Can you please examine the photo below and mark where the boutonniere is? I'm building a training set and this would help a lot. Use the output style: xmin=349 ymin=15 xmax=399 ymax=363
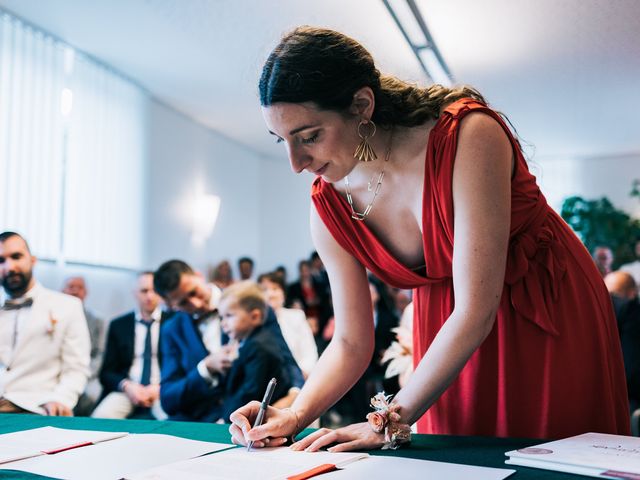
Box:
xmin=47 ymin=311 xmax=58 ymax=337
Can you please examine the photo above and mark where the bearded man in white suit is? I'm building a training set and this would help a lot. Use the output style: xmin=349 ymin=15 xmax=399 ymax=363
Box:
xmin=0 ymin=231 xmax=90 ymax=415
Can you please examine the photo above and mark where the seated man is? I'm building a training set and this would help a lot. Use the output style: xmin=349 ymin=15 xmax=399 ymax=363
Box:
xmin=154 ymin=259 xmax=303 ymax=422
xmin=218 ymin=281 xmax=292 ymax=421
xmin=620 ymin=238 xmax=640 ymax=286
xmin=605 ymin=270 xmax=640 ymax=412
xmin=92 ymin=271 xmax=168 ymax=419
xmin=62 ymin=275 xmax=106 ymax=415
xmin=0 ymin=231 xmax=90 ymax=415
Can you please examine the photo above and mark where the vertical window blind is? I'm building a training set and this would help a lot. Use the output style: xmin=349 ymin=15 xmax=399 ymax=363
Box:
xmin=0 ymin=12 xmax=147 ymax=269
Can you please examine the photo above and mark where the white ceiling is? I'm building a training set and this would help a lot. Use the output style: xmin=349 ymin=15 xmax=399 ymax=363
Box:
xmin=1 ymin=0 xmax=639 ymax=162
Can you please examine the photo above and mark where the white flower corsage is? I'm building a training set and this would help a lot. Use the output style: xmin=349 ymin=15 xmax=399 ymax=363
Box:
xmin=365 ymin=392 xmax=411 ymax=450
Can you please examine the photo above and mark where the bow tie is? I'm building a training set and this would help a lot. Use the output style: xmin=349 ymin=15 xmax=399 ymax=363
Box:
xmin=1 ymin=297 xmax=34 ymax=311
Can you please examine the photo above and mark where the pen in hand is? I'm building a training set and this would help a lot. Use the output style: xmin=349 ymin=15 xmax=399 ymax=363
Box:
xmin=247 ymin=377 xmax=277 ymax=452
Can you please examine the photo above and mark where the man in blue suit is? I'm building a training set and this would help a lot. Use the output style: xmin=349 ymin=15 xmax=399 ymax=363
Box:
xmin=154 ymin=260 xmax=303 ymax=422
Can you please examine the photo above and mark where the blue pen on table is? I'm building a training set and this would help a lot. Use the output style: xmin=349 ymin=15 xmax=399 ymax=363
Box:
xmin=247 ymin=377 xmax=277 ymax=452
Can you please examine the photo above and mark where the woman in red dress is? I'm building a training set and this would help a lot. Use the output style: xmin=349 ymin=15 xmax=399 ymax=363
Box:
xmin=229 ymin=26 xmax=629 ymax=450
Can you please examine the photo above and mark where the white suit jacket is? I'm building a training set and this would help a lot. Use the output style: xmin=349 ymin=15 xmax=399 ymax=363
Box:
xmin=0 ymin=283 xmax=90 ymax=413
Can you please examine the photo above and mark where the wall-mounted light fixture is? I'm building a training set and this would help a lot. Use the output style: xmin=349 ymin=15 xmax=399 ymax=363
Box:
xmin=191 ymin=192 xmax=221 ymax=247
xmin=382 ymin=0 xmax=453 ymax=86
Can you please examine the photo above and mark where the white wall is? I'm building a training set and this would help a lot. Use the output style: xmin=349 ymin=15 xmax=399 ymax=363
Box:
xmin=145 ymin=101 xmax=314 ymax=280
xmin=258 ymin=155 xmax=315 ymax=277
xmin=533 ymin=153 xmax=640 ymax=217
xmin=34 ymin=261 xmax=137 ymax=322
xmin=22 ymin=99 xmax=316 ymax=321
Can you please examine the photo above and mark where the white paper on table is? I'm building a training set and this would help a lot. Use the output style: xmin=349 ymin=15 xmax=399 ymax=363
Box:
xmin=126 ymin=446 xmax=368 ymax=480
xmin=0 ymin=426 xmax=128 ymax=464
xmin=505 ymin=432 xmax=640 ymax=475
xmin=1 ymin=433 xmax=232 ymax=480
xmin=324 ymin=455 xmax=516 ymax=480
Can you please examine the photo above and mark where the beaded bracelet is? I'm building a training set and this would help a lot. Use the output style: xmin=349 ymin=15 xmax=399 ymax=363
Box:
xmin=366 ymin=392 xmax=412 ymax=450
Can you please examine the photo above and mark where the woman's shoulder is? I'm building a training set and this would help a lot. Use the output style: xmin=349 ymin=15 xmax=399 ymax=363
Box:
xmin=438 ymin=96 xmax=493 ymax=120
xmin=435 ymin=97 xmax=511 ymax=149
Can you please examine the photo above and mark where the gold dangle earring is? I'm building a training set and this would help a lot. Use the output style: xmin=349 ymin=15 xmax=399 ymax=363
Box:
xmin=354 ymin=120 xmax=377 ymax=162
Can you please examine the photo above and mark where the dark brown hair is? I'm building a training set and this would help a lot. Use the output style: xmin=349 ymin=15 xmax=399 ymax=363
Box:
xmin=259 ymin=26 xmax=486 ymax=127
xmin=153 ymin=259 xmax=194 ymax=298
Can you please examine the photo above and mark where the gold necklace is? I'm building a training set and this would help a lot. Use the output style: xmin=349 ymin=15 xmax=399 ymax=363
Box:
xmin=344 ymin=129 xmax=394 ymax=221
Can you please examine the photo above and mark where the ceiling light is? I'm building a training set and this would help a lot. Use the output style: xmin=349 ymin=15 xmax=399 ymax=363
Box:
xmin=382 ymin=0 xmax=453 ymax=86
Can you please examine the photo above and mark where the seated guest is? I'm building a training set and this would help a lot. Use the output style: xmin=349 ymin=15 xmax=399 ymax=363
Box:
xmin=209 ymin=260 xmax=234 ymax=290
xmin=593 ymin=245 xmax=614 ymax=277
xmin=92 ymin=271 xmax=167 ymax=419
xmin=237 ymin=256 xmax=255 ymax=281
xmin=218 ymin=281 xmax=293 ymax=421
xmin=62 ymin=275 xmax=106 ymax=415
xmin=154 ymin=259 xmax=303 ymax=422
xmin=259 ymin=272 xmax=318 ymax=378
xmin=605 ymin=271 xmax=640 ymax=411
xmin=620 ymin=238 xmax=640 ymax=286
xmin=287 ymin=260 xmax=326 ymax=338
xmin=154 ymin=260 xmax=231 ymax=422
xmin=0 ymin=231 xmax=90 ymax=415
xmin=274 ymin=265 xmax=288 ymax=286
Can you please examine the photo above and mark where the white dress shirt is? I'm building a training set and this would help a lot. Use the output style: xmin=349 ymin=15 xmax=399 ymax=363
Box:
xmin=196 ymin=283 xmax=223 ymax=384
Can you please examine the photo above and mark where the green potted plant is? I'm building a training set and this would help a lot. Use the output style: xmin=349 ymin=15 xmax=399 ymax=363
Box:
xmin=561 ymin=189 xmax=640 ymax=269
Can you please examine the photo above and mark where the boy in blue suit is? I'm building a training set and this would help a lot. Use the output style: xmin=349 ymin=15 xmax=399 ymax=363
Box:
xmin=218 ymin=281 xmax=292 ymax=421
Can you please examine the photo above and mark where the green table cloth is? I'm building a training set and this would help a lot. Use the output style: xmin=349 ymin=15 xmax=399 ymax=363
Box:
xmin=0 ymin=414 xmax=595 ymax=479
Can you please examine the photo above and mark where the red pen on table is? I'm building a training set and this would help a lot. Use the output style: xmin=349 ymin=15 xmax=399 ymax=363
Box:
xmin=286 ymin=463 xmax=338 ymax=480
xmin=43 ymin=441 xmax=93 ymax=455
xmin=42 ymin=432 xmax=128 ymax=455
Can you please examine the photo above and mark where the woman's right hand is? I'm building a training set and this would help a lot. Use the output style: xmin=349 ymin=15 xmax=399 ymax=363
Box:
xmin=228 ymin=402 xmax=299 ymax=448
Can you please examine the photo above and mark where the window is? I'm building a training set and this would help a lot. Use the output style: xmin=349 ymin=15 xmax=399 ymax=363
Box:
xmin=0 ymin=12 xmax=147 ymax=269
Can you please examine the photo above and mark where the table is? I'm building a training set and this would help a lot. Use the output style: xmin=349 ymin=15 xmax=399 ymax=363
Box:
xmin=0 ymin=414 xmax=591 ymax=479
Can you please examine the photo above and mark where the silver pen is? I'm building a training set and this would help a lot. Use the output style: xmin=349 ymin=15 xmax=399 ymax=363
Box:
xmin=247 ymin=377 xmax=277 ymax=451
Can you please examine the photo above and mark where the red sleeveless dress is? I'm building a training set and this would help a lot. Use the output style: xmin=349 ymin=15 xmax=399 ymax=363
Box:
xmin=311 ymin=98 xmax=630 ymax=438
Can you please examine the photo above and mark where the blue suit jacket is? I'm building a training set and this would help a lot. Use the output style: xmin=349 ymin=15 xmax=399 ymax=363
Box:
xmin=220 ymin=324 xmax=292 ymax=421
xmin=160 ymin=307 xmax=303 ymax=422
xmin=159 ymin=312 xmax=223 ymax=422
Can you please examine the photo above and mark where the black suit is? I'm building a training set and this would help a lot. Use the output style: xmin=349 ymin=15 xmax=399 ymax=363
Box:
xmin=287 ymin=276 xmax=332 ymax=335
xmin=612 ymin=295 xmax=640 ymax=411
xmin=99 ymin=310 xmax=171 ymax=397
xmin=219 ymin=325 xmax=292 ymax=422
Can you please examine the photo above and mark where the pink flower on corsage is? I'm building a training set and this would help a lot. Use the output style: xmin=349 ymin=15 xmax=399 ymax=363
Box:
xmin=47 ymin=311 xmax=58 ymax=337
xmin=366 ymin=411 xmax=387 ymax=433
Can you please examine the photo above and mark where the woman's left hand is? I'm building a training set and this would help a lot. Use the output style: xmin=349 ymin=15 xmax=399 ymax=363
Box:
xmin=290 ymin=422 xmax=385 ymax=452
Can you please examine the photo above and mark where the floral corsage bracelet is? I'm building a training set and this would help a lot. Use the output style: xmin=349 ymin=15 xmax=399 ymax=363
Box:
xmin=366 ymin=392 xmax=412 ymax=450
